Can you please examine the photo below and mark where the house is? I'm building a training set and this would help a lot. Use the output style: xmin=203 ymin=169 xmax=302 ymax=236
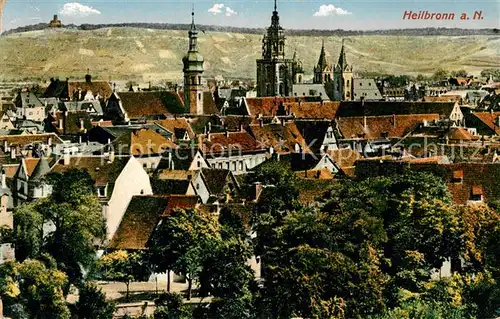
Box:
xmin=51 ymin=155 xmax=153 ymax=241
xmin=352 ymin=79 xmax=382 ymax=101
xmin=110 ymin=128 xmax=178 ymax=170
xmin=279 ymin=153 xmax=339 ymax=176
xmin=44 ymin=75 xmax=112 ymax=102
xmin=240 ymin=97 xmax=340 ymax=120
xmin=0 ymin=112 xmax=15 ymax=130
xmin=15 ymin=91 xmax=46 ymax=122
xmin=62 ymin=100 xmax=104 ymax=115
xmin=157 ymin=148 xmax=210 ymax=171
xmin=467 ymin=112 xmax=500 ymax=136
xmin=0 ymin=133 xmax=63 ymax=158
xmin=13 ymin=157 xmax=53 ymax=205
xmin=105 ymin=91 xmax=185 ymax=122
xmin=335 ymin=114 xmax=440 ymax=141
xmin=155 ymin=168 xmax=239 ymax=204
xmin=199 ymin=132 xmax=269 ymax=174
xmin=0 ymin=168 xmax=14 ymax=263
xmin=292 ymin=84 xmax=330 ymax=100
xmin=44 ymin=111 xmax=93 ymax=139
xmin=327 ymin=148 xmax=363 ymax=176
xmin=108 ymin=195 xmax=200 ymax=251
xmin=151 ymin=118 xmax=196 ymax=143
xmin=335 ymin=101 xmax=463 ymax=124
xmin=295 ymin=120 xmax=339 ymax=154
xmin=247 ymin=121 xmax=311 ymax=154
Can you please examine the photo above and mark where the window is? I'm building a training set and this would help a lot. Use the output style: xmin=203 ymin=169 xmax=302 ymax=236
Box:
xmin=197 ymin=161 xmax=201 ymax=168
xmin=452 ymin=171 xmax=463 ymax=184
xmin=198 ymin=93 xmax=201 ymax=101
xmin=239 ymin=161 xmax=244 ymax=171
xmin=232 ymin=162 xmax=237 ymax=171
xmin=97 ymin=186 xmax=106 ymax=197
xmin=196 ymin=183 xmax=200 ymax=190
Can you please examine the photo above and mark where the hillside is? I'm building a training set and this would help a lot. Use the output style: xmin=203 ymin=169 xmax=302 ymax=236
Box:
xmin=0 ymin=27 xmax=498 ymax=82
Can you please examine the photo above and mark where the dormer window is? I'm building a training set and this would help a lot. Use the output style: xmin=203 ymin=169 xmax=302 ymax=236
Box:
xmin=452 ymin=170 xmax=463 ymax=184
xmin=97 ymin=185 xmax=107 ymax=198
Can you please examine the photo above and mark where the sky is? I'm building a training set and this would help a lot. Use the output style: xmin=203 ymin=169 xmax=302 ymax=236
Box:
xmin=2 ymin=0 xmax=499 ymax=32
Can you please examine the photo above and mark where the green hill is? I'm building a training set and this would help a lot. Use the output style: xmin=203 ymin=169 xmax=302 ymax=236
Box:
xmin=0 ymin=27 xmax=498 ymax=82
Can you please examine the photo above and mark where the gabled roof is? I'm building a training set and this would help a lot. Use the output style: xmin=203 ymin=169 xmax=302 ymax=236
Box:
xmin=244 ymin=96 xmax=338 ymax=119
xmin=446 ymin=127 xmax=477 ymax=141
xmin=30 ymin=157 xmax=51 ymax=180
xmin=200 ymin=132 xmax=265 ymax=154
xmin=295 ymin=120 xmax=332 ymax=153
xmin=335 ymin=101 xmax=459 ymax=118
xmin=46 ymin=111 xmax=93 ymax=135
xmin=116 ymin=91 xmax=185 ymax=119
xmin=203 ymin=91 xmax=221 ymax=115
xmin=51 ymin=156 xmax=129 ymax=186
xmin=0 ymin=133 xmax=63 ymax=147
xmin=111 ymin=128 xmax=178 ymax=156
xmin=471 ymin=112 xmax=500 ymax=135
xmin=109 ymin=195 xmax=199 ymax=250
xmin=152 ymin=118 xmax=195 ymax=141
xmin=200 ymin=168 xmax=235 ymax=196
xmin=336 ymin=114 xmax=440 ymax=139
xmin=248 ymin=122 xmax=311 ymax=154
xmin=327 ymin=148 xmax=363 ymax=169
xmin=68 ymin=80 xmax=112 ymax=100
xmin=43 ymin=79 xmax=69 ymax=99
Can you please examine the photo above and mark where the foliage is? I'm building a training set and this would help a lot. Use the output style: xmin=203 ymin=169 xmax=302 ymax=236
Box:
xmin=432 ymin=68 xmax=449 ymax=81
xmin=0 ymin=258 xmax=71 ymax=319
xmin=450 ymin=69 xmax=468 ymax=78
xmin=73 ymin=282 xmax=116 ymax=319
xmin=154 ymin=292 xmax=192 ymax=319
xmin=12 ymin=169 xmax=106 ymax=288
xmin=481 ymin=68 xmax=500 ymax=81
xmin=98 ymin=250 xmax=150 ymax=301
xmin=147 ymin=209 xmax=219 ymax=300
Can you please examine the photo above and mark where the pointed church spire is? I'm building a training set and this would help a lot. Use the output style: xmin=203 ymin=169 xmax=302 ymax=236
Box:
xmin=338 ymin=38 xmax=347 ymax=70
xmin=188 ymin=5 xmax=198 ymax=52
xmin=274 ymin=0 xmax=277 ymax=12
xmin=190 ymin=4 xmax=196 ymax=31
xmin=317 ymin=40 xmax=327 ymax=69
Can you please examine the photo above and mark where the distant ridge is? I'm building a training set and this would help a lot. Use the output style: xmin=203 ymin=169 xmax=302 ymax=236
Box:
xmin=2 ymin=22 xmax=499 ymax=37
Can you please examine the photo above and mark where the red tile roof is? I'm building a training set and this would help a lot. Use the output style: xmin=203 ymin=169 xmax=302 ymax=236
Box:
xmin=151 ymin=118 xmax=195 ymax=141
xmin=244 ymin=97 xmax=339 ymax=119
xmin=0 ymin=133 xmax=63 ymax=147
xmin=336 ymin=114 xmax=439 ymax=139
xmin=68 ymin=81 xmax=113 ymax=100
xmin=112 ymin=128 xmax=178 ymax=156
xmin=200 ymin=131 xmax=265 ymax=154
xmin=248 ymin=122 xmax=312 ymax=154
xmin=117 ymin=91 xmax=185 ymax=119
xmin=327 ymin=148 xmax=363 ymax=169
xmin=471 ymin=112 xmax=500 ymax=135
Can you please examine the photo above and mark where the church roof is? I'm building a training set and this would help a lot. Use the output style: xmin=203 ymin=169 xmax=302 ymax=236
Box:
xmin=30 ymin=157 xmax=51 ymax=180
xmin=316 ymin=41 xmax=328 ymax=70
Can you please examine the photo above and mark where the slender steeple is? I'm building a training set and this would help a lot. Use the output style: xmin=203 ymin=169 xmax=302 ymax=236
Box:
xmin=338 ymin=38 xmax=347 ymax=70
xmin=317 ymin=39 xmax=327 ymax=69
xmin=188 ymin=7 xmax=198 ymax=52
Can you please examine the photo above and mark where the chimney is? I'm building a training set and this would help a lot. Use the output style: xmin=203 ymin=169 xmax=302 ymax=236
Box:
xmin=392 ymin=114 xmax=396 ymax=128
xmin=240 ymin=124 xmax=244 ymax=132
xmin=80 ymin=118 xmax=84 ymax=130
xmin=63 ymin=153 xmax=70 ymax=165
xmin=208 ymin=122 xmax=212 ymax=132
xmin=107 ymin=138 xmax=111 ymax=145
xmin=363 ymin=116 xmax=367 ymax=128
xmin=3 ymin=140 xmax=8 ymax=152
xmin=258 ymin=117 xmax=263 ymax=127
xmin=108 ymin=149 xmax=115 ymax=163
xmin=58 ymin=119 xmax=63 ymax=130
xmin=1 ymin=169 xmax=6 ymax=189
xmin=253 ymin=182 xmax=263 ymax=201
xmin=10 ymin=147 xmax=16 ymax=160
xmin=225 ymin=131 xmax=229 ymax=138
xmin=85 ymin=72 xmax=92 ymax=83
xmin=78 ymin=135 xmax=82 ymax=144
xmin=207 ymin=133 xmax=211 ymax=142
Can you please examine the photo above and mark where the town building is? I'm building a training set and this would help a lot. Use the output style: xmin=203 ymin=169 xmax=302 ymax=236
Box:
xmin=256 ymin=0 xmax=303 ymax=97
xmin=182 ymin=10 xmax=204 ymax=115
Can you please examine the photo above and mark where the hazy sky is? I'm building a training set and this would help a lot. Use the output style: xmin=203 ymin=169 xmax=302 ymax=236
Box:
xmin=3 ymin=0 xmax=499 ymax=31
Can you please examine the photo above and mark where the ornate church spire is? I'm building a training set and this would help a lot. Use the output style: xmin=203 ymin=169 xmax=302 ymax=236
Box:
xmin=188 ymin=6 xmax=198 ymax=52
xmin=337 ymin=38 xmax=347 ymax=70
xmin=317 ymin=39 xmax=327 ymax=69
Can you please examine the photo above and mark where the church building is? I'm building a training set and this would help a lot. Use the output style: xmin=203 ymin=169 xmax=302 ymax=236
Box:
xmin=182 ymin=10 xmax=204 ymax=114
xmin=333 ymin=39 xmax=354 ymax=101
xmin=256 ymin=0 xmax=303 ymax=97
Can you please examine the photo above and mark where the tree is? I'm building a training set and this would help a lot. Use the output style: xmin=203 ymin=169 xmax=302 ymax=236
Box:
xmin=451 ymin=69 xmax=468 ymax=78
xmin=73 ymin=282 xmax=116 ymax=319
xmin=147 ymin=209 xmax=219 ymax=300
xmin=0 ymin=257 xmax=71 ymax=319
xmin=480 ymin=68 xmax=500 ymax=81
xmin=98 ymin=250 xmax=150 ymax=301
xmin=154 ymin=292 xmax=192 ymax=319
xmin=12 ymin=169 xmax=106 ymax=289
xmin=432 ymin=68 xmax=449 ymax=81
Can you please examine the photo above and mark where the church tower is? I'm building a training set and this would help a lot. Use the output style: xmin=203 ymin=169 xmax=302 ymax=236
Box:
xmin=333 ymin=39 xmax=353 ymax=101
xmin=256 ymin=0 xmax=297 ymax=97
xmin=313 ymin=40 xmax=333 ymax=84
xmin=182 ymin=9 xmax=204 ymax=114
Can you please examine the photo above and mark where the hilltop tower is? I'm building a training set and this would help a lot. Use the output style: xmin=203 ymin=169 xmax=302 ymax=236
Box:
xmin=182 ymin=9 xmax=204 ymax=115
xmin=333 ymin=39 xmax=353 ymax=100
xmin=256 ymin=0 xmax=301 ymax=97
xmin=313 ymin=40 xmax=334 ymax=84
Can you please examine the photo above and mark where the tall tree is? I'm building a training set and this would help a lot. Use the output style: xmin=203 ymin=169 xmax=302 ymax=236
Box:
xmin=147 ymin=209 xmax=219 ymax=300
xmin=98 ymin=250 xmax=150 ymax=301
xmin=12 ymin=169 xmax=106 ymax=289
